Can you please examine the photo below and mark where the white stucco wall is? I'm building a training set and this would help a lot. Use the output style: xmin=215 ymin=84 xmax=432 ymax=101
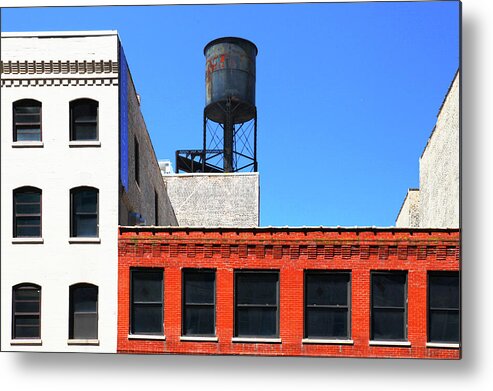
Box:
xmin=1 ymin=32 xmax=119 ymax=352
xmin=395 ymin=189 xmax=420 ymax=228
xmin=163 ymin=173 xmax=260 ymax=227
xmin=419 ymin=72 xmax=460 ymax=228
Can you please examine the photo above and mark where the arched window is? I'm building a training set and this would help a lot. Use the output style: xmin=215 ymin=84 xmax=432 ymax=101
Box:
xmin=12 ymin=284 xmax=41 ymax=339
xmin=13 ymin=99 xmax=42 ymax=141
xmin=13 ymin=187 xmax=42 ymax=238
xmin=69 ymin=283 xmax=98 ymax=339
xmin=70 ymin=187 xmax=99 ymax=237
xmin=70 ymin=98 xmax=98 ymax=141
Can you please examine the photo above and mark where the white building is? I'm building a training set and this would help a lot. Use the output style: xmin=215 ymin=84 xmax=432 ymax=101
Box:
xmin=396 ymin=71 xmax=460 ymax=228
xmin=1 ymin=31 xmax=176 ymax=352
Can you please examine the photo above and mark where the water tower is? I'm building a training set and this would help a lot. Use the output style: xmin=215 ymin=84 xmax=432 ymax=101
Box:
xmin=176 ymin=37 xmax=258 ymax=173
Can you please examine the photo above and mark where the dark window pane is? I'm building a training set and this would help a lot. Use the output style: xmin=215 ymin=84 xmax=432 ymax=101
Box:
xmin=13 ymin=286 xmax=40 ymax=339
xmin=73 ymin=313 xmax=98 ymax=339
xmin=372 ymin=308 xmax=405 ymax=340
xmin=236 ymin=307 xmax=277 ymax=337
xmin=15 ymin=203 xmax=41 ymax=214
xmin=15 ymin=325 xmax=40 ymax=339
xmin=15 ymin=316 xmax=40 ymax=326
xmin=74 ymin=190 xmax=97 ymax=213
xmin=74 ymin=124 xmax=97 ymax=141
xmin=16 ymin=127 xmax=41 ymax=141
xmin=306 ymin=308 xmax=348 ymax=339
xmin=73 ymin=101 xmax=97 ymax=121
xmin=429 ymin=275 xmax=460 ymax=309
xmin=306 ymin=273 xmax=349 ymax=306
xmin=133 ymin=272 xmax=163 ymax=302
xmin=15 ymin=301 xmax=40 ymax=313
xmin=185 ymin=272 xmax=214 ymax=304
xmin=15 ymin=288 xmax=40 ymax=300
xmin=74 ymin=215 xmax=98 ymax=237
xmin=71 ymin=100 xmax=98 ymax=141
xmin=72 ymin=188 xmax=98 ymax=237
xmin=72 ymin=286 xmax=98 ymax=312
xmin=429 ymin=310 xmax=460 ymax=343
xmin=15 ymin=192 xmax=40 ymax=203
xmin=236 ymin=273 xmax=278 ymax=305
xmin=16 ymin=225 xmax=41 ymax=237
xmin=184 ymin=306 xmax=215 ymax=336
xmin=16 ymin=216 xmax=41 ymax=227
xmin=15 ymin=103 xmax=40 ymax=114
xmin=372 ymin=273 xmax=406 ymax=307
xmin=132 ymin=305 xmax=163 ymax=334
xmin=15 ymin=113 xmax=41 ymax=123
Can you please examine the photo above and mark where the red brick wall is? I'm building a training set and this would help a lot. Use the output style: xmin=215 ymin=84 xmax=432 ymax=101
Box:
xmin=118 ymin=227 xmax=460 ymax=359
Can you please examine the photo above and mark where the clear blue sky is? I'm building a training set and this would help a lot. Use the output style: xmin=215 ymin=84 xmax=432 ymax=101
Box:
xmin=1 ymin=2 xmax=460 ymax=227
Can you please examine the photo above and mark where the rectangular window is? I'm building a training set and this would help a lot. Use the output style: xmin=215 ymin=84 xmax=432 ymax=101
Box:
xmin=70 ymin=99 xmax=98 ymax=141
xmin=71 ymin=187 xmax=98 ymax=237
xmin=371 ymin=271 xmax=407 ymax=341
xmin=235 ymin=271 xmax=279 ymax=338
xmin=305 ymin=271 xmax=350 ymax=339
xmin=13 ymin=285 xmax=41 ymax=339
xmin=428 ymin=272 xmax=460 ymax=343
xmin=13 ymin=100 xmax=42 ymax=142
xmin=134 ymin=136 xmax=140 ymax=185
xmin=69 ymin=284 xmax=98 ymax=340
xmin=182 ymin=270 xmax=215 ymax=336
xmin=131 ymin=269 xmax=163 ymax=335
xmin=14 ymin=188 xmax=41 ymax=237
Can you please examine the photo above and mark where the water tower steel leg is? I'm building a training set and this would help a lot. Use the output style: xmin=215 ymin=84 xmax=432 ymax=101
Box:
xmin=202 ymin=110 xmax=207 ymax=172
xmin=224 ymin=100 xmax=234 ymax=172
xmin=254 ymin=108 xmax=258 ymax=172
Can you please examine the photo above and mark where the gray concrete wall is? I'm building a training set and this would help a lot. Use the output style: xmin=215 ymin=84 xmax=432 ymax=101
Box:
xmin=419 ymin=72 xmax=459 ymax=228
xmin=395 ymin=189 xmax=420 ymax=228
xmin=163 ymin=173 xmax=259 ymax=227
xmin=119 ymin=67 xmax=177 ymax=226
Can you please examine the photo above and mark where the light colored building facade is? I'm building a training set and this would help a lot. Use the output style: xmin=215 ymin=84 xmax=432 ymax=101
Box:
xmin=1 ymin=31 xmax=176 ymax=353
xmin=396 ymin=71 xmax=459 ymax=228
xmin=163 ymin=172 xmax=259 ymax=227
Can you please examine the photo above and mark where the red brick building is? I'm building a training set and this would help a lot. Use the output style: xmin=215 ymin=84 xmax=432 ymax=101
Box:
xmin=118 ymin=226 xmax=460 ymax=359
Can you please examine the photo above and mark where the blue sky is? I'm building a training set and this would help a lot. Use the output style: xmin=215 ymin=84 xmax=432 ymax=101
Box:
xmin=1 ymin=2 xmax=460 ymax=227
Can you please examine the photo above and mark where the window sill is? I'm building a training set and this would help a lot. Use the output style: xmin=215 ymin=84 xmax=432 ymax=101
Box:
xmin=12 ymin=237 xmax=44 ymax=244
xmin=369 ymin=340 xmax=411 ymax=347
xmin=12 ymin=141 xmax=44 ymax=148
xmin=426 ymin=342 xmax=460 ymax=349
xmin=69 ymin=237 xmax=101 ymax=244
xmin=68 ymin=339 xmax=100 ymax=346
xmin=302 ymin=338 xmax=354 ymax=345
xmin=69 ymin=141 xmax=101 ymax=148
xmin=128 ymin=334 xmax=166 ymax=341
xmin=11 ymin=339 xmax=42 ymax=346
xmin=232 ymin=337 xmax=282 ymax=344
xmin=180 ymin=336 xmax=218 ymax=342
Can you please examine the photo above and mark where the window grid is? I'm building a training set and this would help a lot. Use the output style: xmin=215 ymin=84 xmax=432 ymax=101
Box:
xmin=13 ymin=187 xmax=42 ymax=238
xmin=428 ymin=272 xmax=460 ymax=344
xmin=130 ymin=269 xmax=164 ymax=336
xmin=70 ymin=187 xmax=99 ymax=238
xmin=69 ymin=284 xmax=98 ymax=340
xmin=13 ymin=99 xmax=42 ymax=142
xmin=304 ymin=271 xmax=351 ymax=339
xmin=234 ymin=270 xmax=279 ymax=338
xmin=371 ymin=271 xmax=408 ymax=342
xmin=12 ymin=284 xmax=41 ymax=339
xmin=182 ymin=269 xmax=216 ymax=337
xmin=70 ymin=99 xmax=98 ymax=141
